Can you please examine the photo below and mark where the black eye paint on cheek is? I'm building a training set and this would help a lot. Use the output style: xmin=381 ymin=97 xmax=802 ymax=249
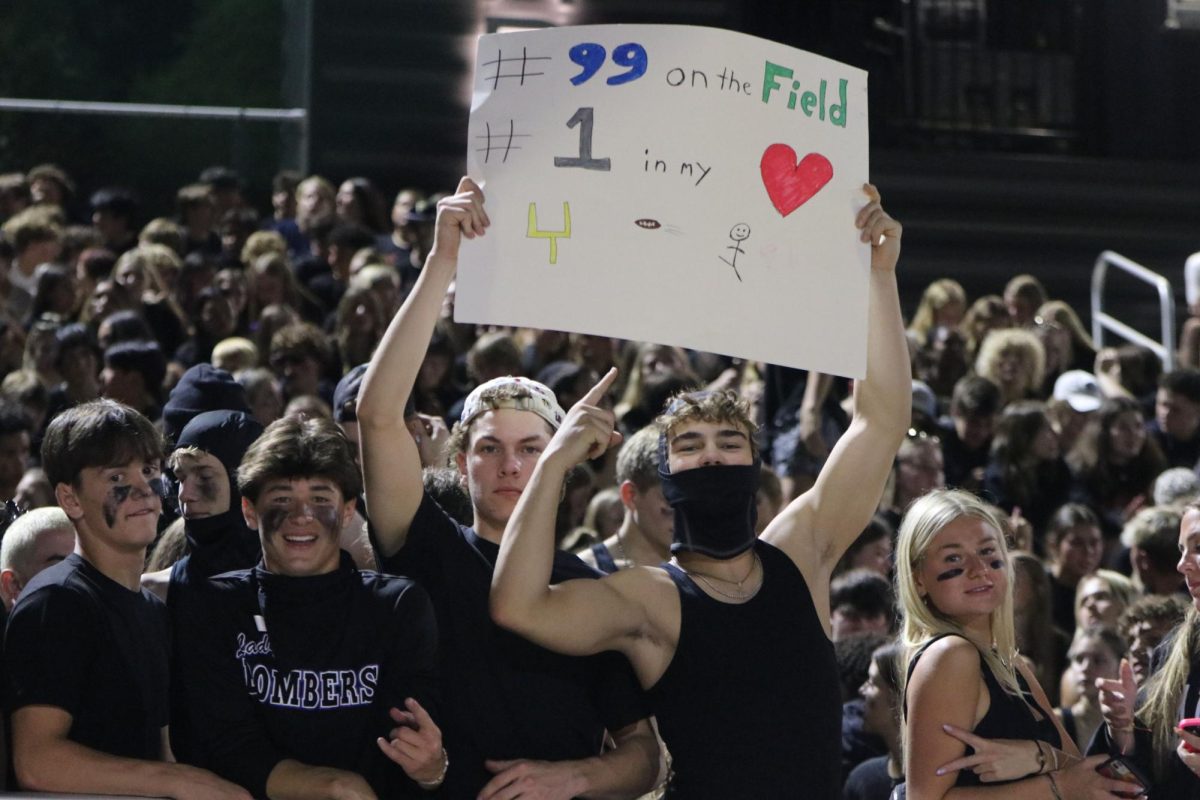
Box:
xmin=103 ymin=485 xmax=134 ymax=528
xmin=149 ymin=476 xmax=169 ymax=500
xmin=259 ymin=507 xmax=289 ymax=537
xmin=936 ymin=567 xmax=965 ymax=582
xmin=313 ymin=505 xmax=341 ymax=534
xmin=989 ymin=560 xmax=1004 ymax=570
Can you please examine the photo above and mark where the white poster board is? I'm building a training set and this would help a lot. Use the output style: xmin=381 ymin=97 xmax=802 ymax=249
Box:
xmin=456 ymin=24 xmax=871 ymax=377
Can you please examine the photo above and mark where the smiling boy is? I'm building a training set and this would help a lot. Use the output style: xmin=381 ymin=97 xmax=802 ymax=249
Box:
xmin=3 ymin=400 xmax=247 ymax=799
xmin=174 ymin=415 xmax=446 ymax=798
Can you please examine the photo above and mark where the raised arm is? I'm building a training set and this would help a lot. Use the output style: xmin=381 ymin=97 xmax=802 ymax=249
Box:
xmin=357 ymin=178 xmax=489 ymax=557
xmin=490 ymin=370 xmax=650 ymax=658
xmin=763 ymin=184 xmax=910 ymax=571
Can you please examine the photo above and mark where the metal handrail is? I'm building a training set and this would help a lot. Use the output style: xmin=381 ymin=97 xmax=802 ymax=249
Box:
xmin=0 ymin=97 xmax=306 ymax=121
xmin=0 ymin=97 xmax=309 ymax=172
xmin=1091 ymin=250 xmax=1176 ymax=372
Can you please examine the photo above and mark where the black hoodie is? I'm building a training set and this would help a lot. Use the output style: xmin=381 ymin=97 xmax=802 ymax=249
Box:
xmin=167 ymin=409 xmax=264 ymax=762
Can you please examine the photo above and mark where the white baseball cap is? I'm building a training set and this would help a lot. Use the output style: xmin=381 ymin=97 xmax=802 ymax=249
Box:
xmin=459 ymin=376 xmax=566 ymax=430
xmin=1053 ymin=370 xmax=1103 ymax=413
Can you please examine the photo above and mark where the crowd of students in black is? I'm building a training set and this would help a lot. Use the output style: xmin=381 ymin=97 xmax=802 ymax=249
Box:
xmin=0 ymin=161 xmax=1198 ymax=799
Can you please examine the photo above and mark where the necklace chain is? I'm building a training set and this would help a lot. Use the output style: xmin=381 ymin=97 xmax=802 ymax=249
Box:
xmin=678 ymin=552 xmax=760 ymax=599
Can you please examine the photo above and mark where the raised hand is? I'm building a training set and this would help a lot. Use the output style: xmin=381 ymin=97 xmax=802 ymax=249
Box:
xmin=1097 ymin=658 xmax=1138 ymax=754
xmin=543 ymin=368 xmax=623 ymax=469
xmin=431 ymin=177 xmax=490 ymax=261
xmin=856 ymin=183 xmax=901 ymax=273
xmin=934 ymin=725 xmax=1041 ymax=782
xmin=376 ymin=697 xmax=446 ymax=787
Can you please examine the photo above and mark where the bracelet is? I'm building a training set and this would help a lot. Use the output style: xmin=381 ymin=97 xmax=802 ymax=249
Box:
xmin=416 ymin=747 xmax=449 ymax=790
xmin=1046 ymin=772 xmax=1063 ymax=800
xmin=1035 ymin=741 xmax=1048 ymax=774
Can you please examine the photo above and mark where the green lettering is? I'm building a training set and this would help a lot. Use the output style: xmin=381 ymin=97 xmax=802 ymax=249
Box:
xmin=762 ymin=61 xmax=793 ymax=104
xmin=830 ymin=78 xmax=848 ymax=128
xmin=800 ymin=92 xmax=817 ymax=116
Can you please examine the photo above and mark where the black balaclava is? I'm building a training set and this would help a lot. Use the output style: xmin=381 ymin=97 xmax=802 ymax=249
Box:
xmin=172 ymin=409 xmax=264 ymax=579
xmin=657 ymin=400 xmax=760 ymax=560
xmin=162 ymin=363 xmax=250 ymax=444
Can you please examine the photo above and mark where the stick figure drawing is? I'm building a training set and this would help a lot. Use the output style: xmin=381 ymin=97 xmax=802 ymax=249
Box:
xmin=719 ymin=222 xmax=751 ymax=282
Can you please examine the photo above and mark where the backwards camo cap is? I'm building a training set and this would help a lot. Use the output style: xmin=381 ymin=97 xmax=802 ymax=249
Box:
xmin=459 ymin=376 xmax=566 ymax=431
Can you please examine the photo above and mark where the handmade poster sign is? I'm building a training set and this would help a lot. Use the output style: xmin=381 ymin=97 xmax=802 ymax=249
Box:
xmin=456 ymin=24 xmax=870 ymax=377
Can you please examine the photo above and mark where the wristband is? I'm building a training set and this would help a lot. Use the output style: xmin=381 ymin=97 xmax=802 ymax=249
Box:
xmin=417 ymin=747 xmax=449 ymax=790
xmin=1035 ymin=741 xmax=1047 ymax=774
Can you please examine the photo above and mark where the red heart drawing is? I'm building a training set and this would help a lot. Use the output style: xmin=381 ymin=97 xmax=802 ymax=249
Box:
xmin=760 ymin=144 xmax=834 ymax=217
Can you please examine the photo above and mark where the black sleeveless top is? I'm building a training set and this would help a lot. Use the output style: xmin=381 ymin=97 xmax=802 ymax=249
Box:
xmin=905 ymin=634 xmax=1062 ymax=787
xmin=589 ymin=542 xmax=619 ymax=574
xmin=648 ymin=540 xmax=841 ymax=798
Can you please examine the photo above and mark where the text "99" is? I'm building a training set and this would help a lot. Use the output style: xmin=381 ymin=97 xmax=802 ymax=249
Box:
xmin=568 ymin=43 xmax=648 ymax=86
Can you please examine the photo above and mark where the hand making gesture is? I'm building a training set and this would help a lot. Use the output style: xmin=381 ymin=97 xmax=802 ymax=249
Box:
xmin=1097 ymin=658 xmax=1138 ymax=755
xmin=377 ymin=697 xmax=447 ymax=789
xmin=542 ymin=368 xmax=623 ymax=469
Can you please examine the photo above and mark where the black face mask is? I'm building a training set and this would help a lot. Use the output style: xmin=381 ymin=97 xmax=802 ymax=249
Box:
xmin=659 ymin=461 xmax=760 ymax=559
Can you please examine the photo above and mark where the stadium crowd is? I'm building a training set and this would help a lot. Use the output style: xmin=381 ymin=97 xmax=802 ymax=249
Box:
xmin=0 ymin=162 xmax=1196 ymax=799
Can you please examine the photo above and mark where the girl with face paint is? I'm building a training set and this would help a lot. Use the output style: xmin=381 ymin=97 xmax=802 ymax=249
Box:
xmin=896 ymin=489 xmax=1134 ymax=798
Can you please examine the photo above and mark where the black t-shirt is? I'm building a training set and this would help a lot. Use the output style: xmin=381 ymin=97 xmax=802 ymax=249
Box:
xmin=174 ymin=552 xmax=439 ymax=799
xmin=3 ymin=553 xmax=169 ymax=762
xmin=375 ymin=493 xmax=649 ymax=797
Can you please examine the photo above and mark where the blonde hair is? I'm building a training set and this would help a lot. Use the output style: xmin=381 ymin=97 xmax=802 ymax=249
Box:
xmin=958 ymin=295 xmax=1007 ymax=356
xmin=241 ymin=230 xmax=286 ymax=266
xmin=908 ymin=279 xmax=967 ymax=343
xmin=974 ymin=328 xmax=1046 ymax=404
xmin=114 ymin=245 xmax=190 ymax=331
xmin=897 ymin=489 xmax=1021 ymax=723
xmin=1143 ymin=602 xmax=1199 ymax=778
xmin=212 ymin=337 xmax=259 ymax=374
xmin=0 ymin=507 xmax=73 ymax=576
xmin=138 ymin=217 xmax=185 ymax=255
xmin=1073 ymin=568 xmax=1138 ymax=620
xmin=1037 ymin=299 xmax=1095 ymax=353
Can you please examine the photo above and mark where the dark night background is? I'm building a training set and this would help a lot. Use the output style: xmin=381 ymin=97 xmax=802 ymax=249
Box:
xmin=1 ymin=0 xmax=1198 ymax=326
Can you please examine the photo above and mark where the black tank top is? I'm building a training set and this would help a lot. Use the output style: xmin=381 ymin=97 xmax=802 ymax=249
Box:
xmin=905 ymin=634 xmax=1062 ymax=787
xmin=590 ymin=542 xmax=619 ymax=574
xmin=648 ymin=540 xmax=841 ymax=798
